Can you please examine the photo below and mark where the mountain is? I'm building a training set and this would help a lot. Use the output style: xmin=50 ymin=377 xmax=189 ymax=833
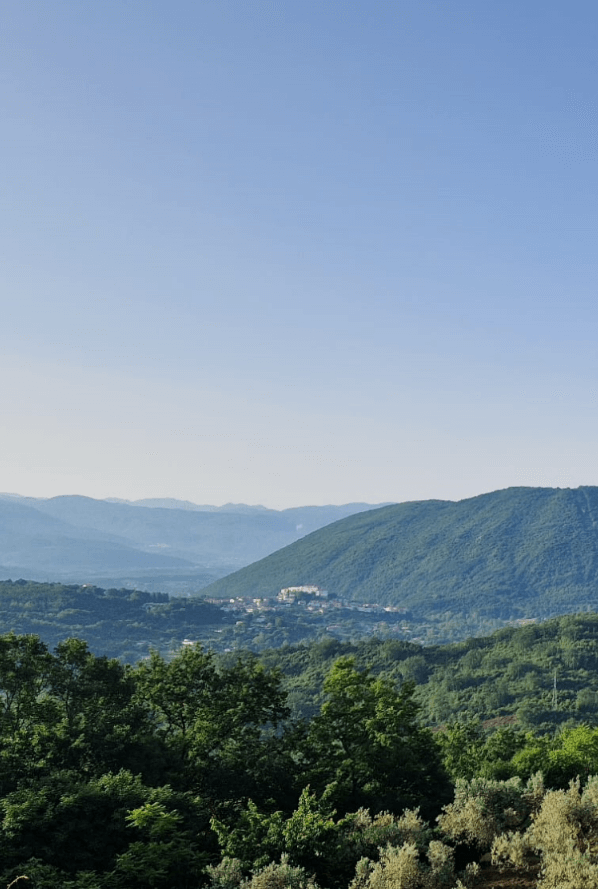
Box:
xmin=0 ymin=495 xmax=384 ymax=590
xmin=0 ymin=497 xmax=194 ymax=576
xmin=102 ymin=497 xmax=272 ymax=512
xmin=201 ymin=486 xmax=598 ymax=621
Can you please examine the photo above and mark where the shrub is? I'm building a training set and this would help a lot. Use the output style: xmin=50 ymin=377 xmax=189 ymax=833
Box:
xmin=425 ymin=841 xmax=454 ymax=886
xmin=206 ymin=857 xmax=245 ymax=889
xmin=351 ymin=843 xmax=421 ymax=889
xmin=437 ymin=775 xmax=538 ymax=851
xmin=242 ymin=855 xmax=319 ymax=889
xmin=348 ymin=839 xmax=479 ymax=889
xmin=491 ymin=776 xmax=598 ymax=889
xmin=491 ymin=830 xmax=531 ymax=870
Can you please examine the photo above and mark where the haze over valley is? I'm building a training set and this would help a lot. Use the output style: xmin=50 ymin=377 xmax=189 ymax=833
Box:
xmin=0 ymin=493 xmax=384 ymax=592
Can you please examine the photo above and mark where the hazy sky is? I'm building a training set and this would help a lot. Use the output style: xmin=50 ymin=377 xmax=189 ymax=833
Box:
xmin=3 ymin=1 xmax=598 ymax=508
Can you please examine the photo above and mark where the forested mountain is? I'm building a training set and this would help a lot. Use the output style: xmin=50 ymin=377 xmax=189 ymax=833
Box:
xmin=0 ymin=495 xmax=382 ymax=592
xmin=203 ymin=486 xmax=598 ymax=621
xmin=12 ymin=486 xmax=598 ymax=626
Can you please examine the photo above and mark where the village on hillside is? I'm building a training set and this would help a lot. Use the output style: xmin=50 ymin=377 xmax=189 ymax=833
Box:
xmin=192 ymin=585 xmax=539 ymax=652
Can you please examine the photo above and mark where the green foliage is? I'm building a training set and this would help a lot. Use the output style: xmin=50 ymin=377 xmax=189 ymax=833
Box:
xmin=0 ymin=769 xmax=208 ymax=878
xmin=437 ymin=774 xmax=541 ymax=852
xmin=257 ymin=613 xmax=598 ymax=733
xmin=242 ymin=855 xmax=319 ymax=889
xmin=436 ymin=722 xmax=524 ymax=781
xmin=0 ymin=579 xmax=228 ymax=661
xmin=512 ymin=724 xmax=598 ymax=787
xmin=211 ymin=799 xmax=287 ymax=872
xmin=491 ymin=776 xmax=598 ymax=888
xmin=206 ymin=856 xmax=246 ymax=889
xmin=133 ymin=644 xmax=291 ymax=800
xmin=348 ymin=838 xmax=479 ymax=889
xmin=113 ymin=800 xmax=206 ymax=888
xmin=7 ymin=623 xmax=598 ymax=888
xmin=211 ymin=789 xmax=434 ymax=889
xmin=299 ymin=658 xmax=450 ymax=815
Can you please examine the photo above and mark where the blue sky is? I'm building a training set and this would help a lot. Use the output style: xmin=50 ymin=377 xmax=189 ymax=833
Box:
xmin=3 ymin=1 xmax=598 ymax=507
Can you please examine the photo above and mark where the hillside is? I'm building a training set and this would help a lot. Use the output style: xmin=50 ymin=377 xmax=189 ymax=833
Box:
xmin=256 ymin=611 xmax=598 ymax=731
xmin=0 ymin=578 xmax=230 ymax=660
xmin=5 ymin=579 xmax=598 ymax=736
xmin=203 ymin=486 xmax=598 ymax=621
xmin=0 ymin=495 xmax=383 ymax=591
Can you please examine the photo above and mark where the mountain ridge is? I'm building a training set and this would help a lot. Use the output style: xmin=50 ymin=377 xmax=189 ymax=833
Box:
xmin=201 ymin=486 xmax=598 ymax=621
xmin=0 ymin=494 xmax=386 ymax=590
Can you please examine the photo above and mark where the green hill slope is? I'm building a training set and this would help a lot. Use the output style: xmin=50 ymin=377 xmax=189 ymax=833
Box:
xmin=255 ymin=612 xmax=598 ymax=731
xmin=202 ymin=486 xmax=598 ymax=619
xmin=0 ymin=579 xmax=230 ymax=660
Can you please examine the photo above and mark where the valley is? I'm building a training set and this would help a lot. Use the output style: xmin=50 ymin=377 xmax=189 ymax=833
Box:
xmin=4 ymin=487 xmax=598 ymax=887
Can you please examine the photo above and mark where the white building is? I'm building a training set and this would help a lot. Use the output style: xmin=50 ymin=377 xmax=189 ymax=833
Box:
xmin=278 ymin=585 xmax=329 ymax=600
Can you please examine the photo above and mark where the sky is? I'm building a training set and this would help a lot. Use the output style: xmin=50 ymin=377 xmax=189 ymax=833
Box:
xmin=3 ymin=1 xmax=598 ymax=508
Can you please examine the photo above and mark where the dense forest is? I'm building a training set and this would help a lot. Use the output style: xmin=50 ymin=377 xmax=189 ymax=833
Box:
xmin=256 ymin=613 xmax=598 ymax=732
xmin=7 ymin=576 xmax=598 ymax=885
xmin=2 ymin=630 xmax=598 ymax=887
xmin=0 ymin=579 xmax=230 ymax=660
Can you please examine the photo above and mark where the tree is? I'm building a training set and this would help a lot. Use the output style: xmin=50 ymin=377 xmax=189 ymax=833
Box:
xmin=298 ymin=657 xmax=450 ymax=815
xmin=133 ymin=645 xmax=290 ymax=800
xmin=0 ymin=633 xmax=55 ymax=791
xmin=436 ymin=721 xmax=485 ymax=781
xmin=113 ymin=801 xmax=206 ymax=888
xmin=513 ymin=725 xmax=598 ymax=787
xmin=0 ymin=769 xmax=210 ymax=884
xmin=49 ymin=638 xmax=151 ymax=776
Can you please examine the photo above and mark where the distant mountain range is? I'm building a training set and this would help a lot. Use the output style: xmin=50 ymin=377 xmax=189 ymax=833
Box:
xmin=0 ymin=494 xmax=386 ymax=592
xmin=7 ymin=486 xmax=598 ymax=627
xmin=202 ymin=486 xmax=598 ymax=621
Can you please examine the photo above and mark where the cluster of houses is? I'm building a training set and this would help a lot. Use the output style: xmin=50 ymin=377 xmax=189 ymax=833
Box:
xmin=206 ymin=585 xmax=405 ymax=617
